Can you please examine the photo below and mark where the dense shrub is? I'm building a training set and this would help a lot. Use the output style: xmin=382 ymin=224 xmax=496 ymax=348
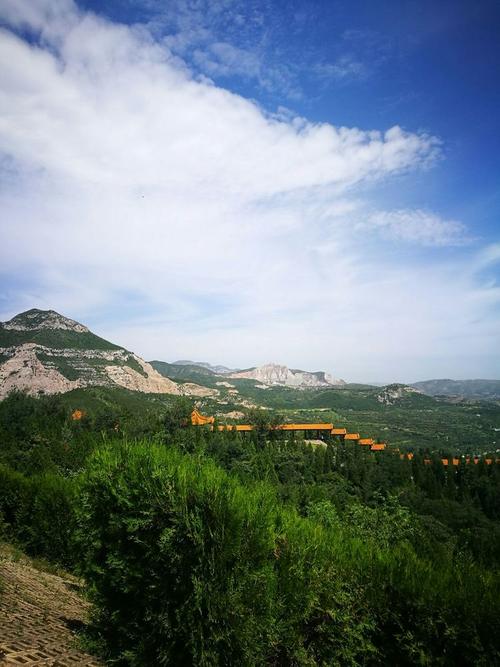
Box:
xmin=77 ymin=442 xmax=375 ymax=666
xmin=0 ymin=464 xmax=77 ymax=566
xmin=76 ymin=442 xmax=500 ymax=666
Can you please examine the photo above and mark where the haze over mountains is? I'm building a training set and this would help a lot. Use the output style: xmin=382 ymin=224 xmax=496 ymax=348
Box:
xmin=0 ymin=309 xmax=499 ymax=401
xmin=412 ymin=379 xmax=500 ymax=401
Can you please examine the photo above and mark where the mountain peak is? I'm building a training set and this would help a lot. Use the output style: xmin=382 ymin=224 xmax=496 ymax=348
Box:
xmin=4 ymin=309 xmax=90 ymax=333
xmin=0 ymin=308 xmax=211 ymax=399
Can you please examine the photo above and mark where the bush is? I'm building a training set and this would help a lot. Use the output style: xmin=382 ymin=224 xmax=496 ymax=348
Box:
xmin=0 ymin=464 xmax=77 ymax=566
xmin=76 ymin=442 xmax=375 ymax=666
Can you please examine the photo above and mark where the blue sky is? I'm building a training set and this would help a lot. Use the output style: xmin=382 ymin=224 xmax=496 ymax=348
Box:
xmin=0 ymin=0 xmax=499 ymax=381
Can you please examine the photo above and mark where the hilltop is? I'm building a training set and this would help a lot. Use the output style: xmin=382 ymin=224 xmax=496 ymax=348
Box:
xmin=0 ymin=309 xmax=210 ymax=399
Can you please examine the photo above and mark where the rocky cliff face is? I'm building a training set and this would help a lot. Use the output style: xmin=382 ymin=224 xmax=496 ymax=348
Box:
xmin=0 ymin=309 xmax=211 ymax=399
xmin=228 ymin=363 xmax=345 ymax=388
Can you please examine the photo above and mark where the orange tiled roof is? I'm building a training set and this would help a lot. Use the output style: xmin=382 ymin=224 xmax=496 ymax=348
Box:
xmin=344 ymin=433 xmax=360 ymax=440
xmin=191 ymin=409 xmax=215 ymax=426
xmin=277 ymin=423 xmax=334 ymax=431
xmin=370 ymin=443 xmax=386 ymax=451
xmin=359 ymin=438 xmax=374 ymax=446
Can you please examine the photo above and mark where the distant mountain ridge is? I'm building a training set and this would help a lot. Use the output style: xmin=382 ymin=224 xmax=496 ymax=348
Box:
xmin=228 ymin=363 xmax=345 ymax=388
xmin=412 ymin=379 xmax=500 ymax=400
xmin=172 ymin=360 xmax=237 ymax=374
xmin=151 ymin=360 xmax=218 ymax=380
xmin=0 ymin=309 xmax=211 ymax=399
xmin=151 ymin=360 xmax=345 ymax=388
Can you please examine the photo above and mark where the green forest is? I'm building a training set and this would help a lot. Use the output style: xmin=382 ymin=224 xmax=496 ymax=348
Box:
xmin=1 ymin=389 xmax=500 ymax=665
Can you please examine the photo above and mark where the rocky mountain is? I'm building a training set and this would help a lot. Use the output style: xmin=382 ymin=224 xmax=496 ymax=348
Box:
xmin=228 ymin=363 xmax=345 ymax=388
xmin=0 ymin=309 xmax=211 ymax=399
xmin=411 ymin=378 xmax=500 ymax=401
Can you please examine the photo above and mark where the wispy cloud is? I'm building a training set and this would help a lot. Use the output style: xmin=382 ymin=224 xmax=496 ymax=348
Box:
xmin=366 ymin=209 xmax=471 ymax=246
xmin=314 ymin=56 xmax=366 ymax=82
xmin=0 ymin=0 xmax=498 ymax=381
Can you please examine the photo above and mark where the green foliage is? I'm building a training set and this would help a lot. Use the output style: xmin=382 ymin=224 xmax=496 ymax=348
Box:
xmin=162 ymin=396 xmax=194 ymax=436
xmin=76 ymin=442 xmax=500 ymax=666
xmin=77 ymin=442 xmax=376 ymax=666
xmin=0 ymin=464 xmax=77 ymax=566
xmin=151 ymin=360 xmax=218 ymax=382
xmin=189 ymin=379 xmax=500 ymax=454
xmin=1 ymin=389 xmax=500 ymax=664
xmin=0 ymin=325 xmax=121 ymax=350
xmin=0 ymin=389 xmax=175 ymax=474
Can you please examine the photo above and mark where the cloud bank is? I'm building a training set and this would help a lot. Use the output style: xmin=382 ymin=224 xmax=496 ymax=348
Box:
xmin=0 ymin=0 xmax=499 ymax=381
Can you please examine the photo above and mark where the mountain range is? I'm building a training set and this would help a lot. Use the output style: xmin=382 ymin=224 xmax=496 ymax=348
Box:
xmin=1 ymin=309 xmax=498 ymax=402
xmin=411 ymin=379 xmax=500 ymax=400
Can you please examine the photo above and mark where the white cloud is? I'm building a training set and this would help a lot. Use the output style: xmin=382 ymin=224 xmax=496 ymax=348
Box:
xmin=0 ymin=0 xmax=498 ymax=381
xmin=366 ymin=209 xmax=470 ymax=246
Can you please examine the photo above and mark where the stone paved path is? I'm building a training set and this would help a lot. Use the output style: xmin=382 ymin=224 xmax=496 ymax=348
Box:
xmin=0 ymin=546 xmax=101 ymax=666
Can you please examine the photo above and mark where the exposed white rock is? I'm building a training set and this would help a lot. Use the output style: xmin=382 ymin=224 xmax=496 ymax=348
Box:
xmin=4 ymin=310 xmax=89 ymax=333
xmin=0 ymin=345 xmax=83 ymax=398
xmin=105 ymin=356 xmax=181 ymax=394
xmin=377 ymin=384 xmax=420 ymax=405
xmin=0 ymin=345 xmax=130 ymax=362
xmin=220 ymin=410 xmax=245 ymax=419
xmin=180 ymin=383 xmax=218 ymax=398
xmin=229 ymin=363 xmax=345 ymax=388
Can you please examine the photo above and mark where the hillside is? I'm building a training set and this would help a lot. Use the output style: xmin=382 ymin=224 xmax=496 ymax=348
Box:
xmin=0 ymin=309 xmax=211 ymax=399
xmin=151 ymin=360 xmax=219 ymax=381
xmin=412 ymin=378 xmax=500 ymax=401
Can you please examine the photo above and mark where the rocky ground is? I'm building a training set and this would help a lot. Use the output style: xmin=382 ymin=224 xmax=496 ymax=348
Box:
xmin=0 ymin=545 xmax=101 ymax=666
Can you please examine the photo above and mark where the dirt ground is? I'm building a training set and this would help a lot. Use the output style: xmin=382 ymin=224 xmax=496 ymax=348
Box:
xmin=0 ymin=545 xmax=101 ymax=666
